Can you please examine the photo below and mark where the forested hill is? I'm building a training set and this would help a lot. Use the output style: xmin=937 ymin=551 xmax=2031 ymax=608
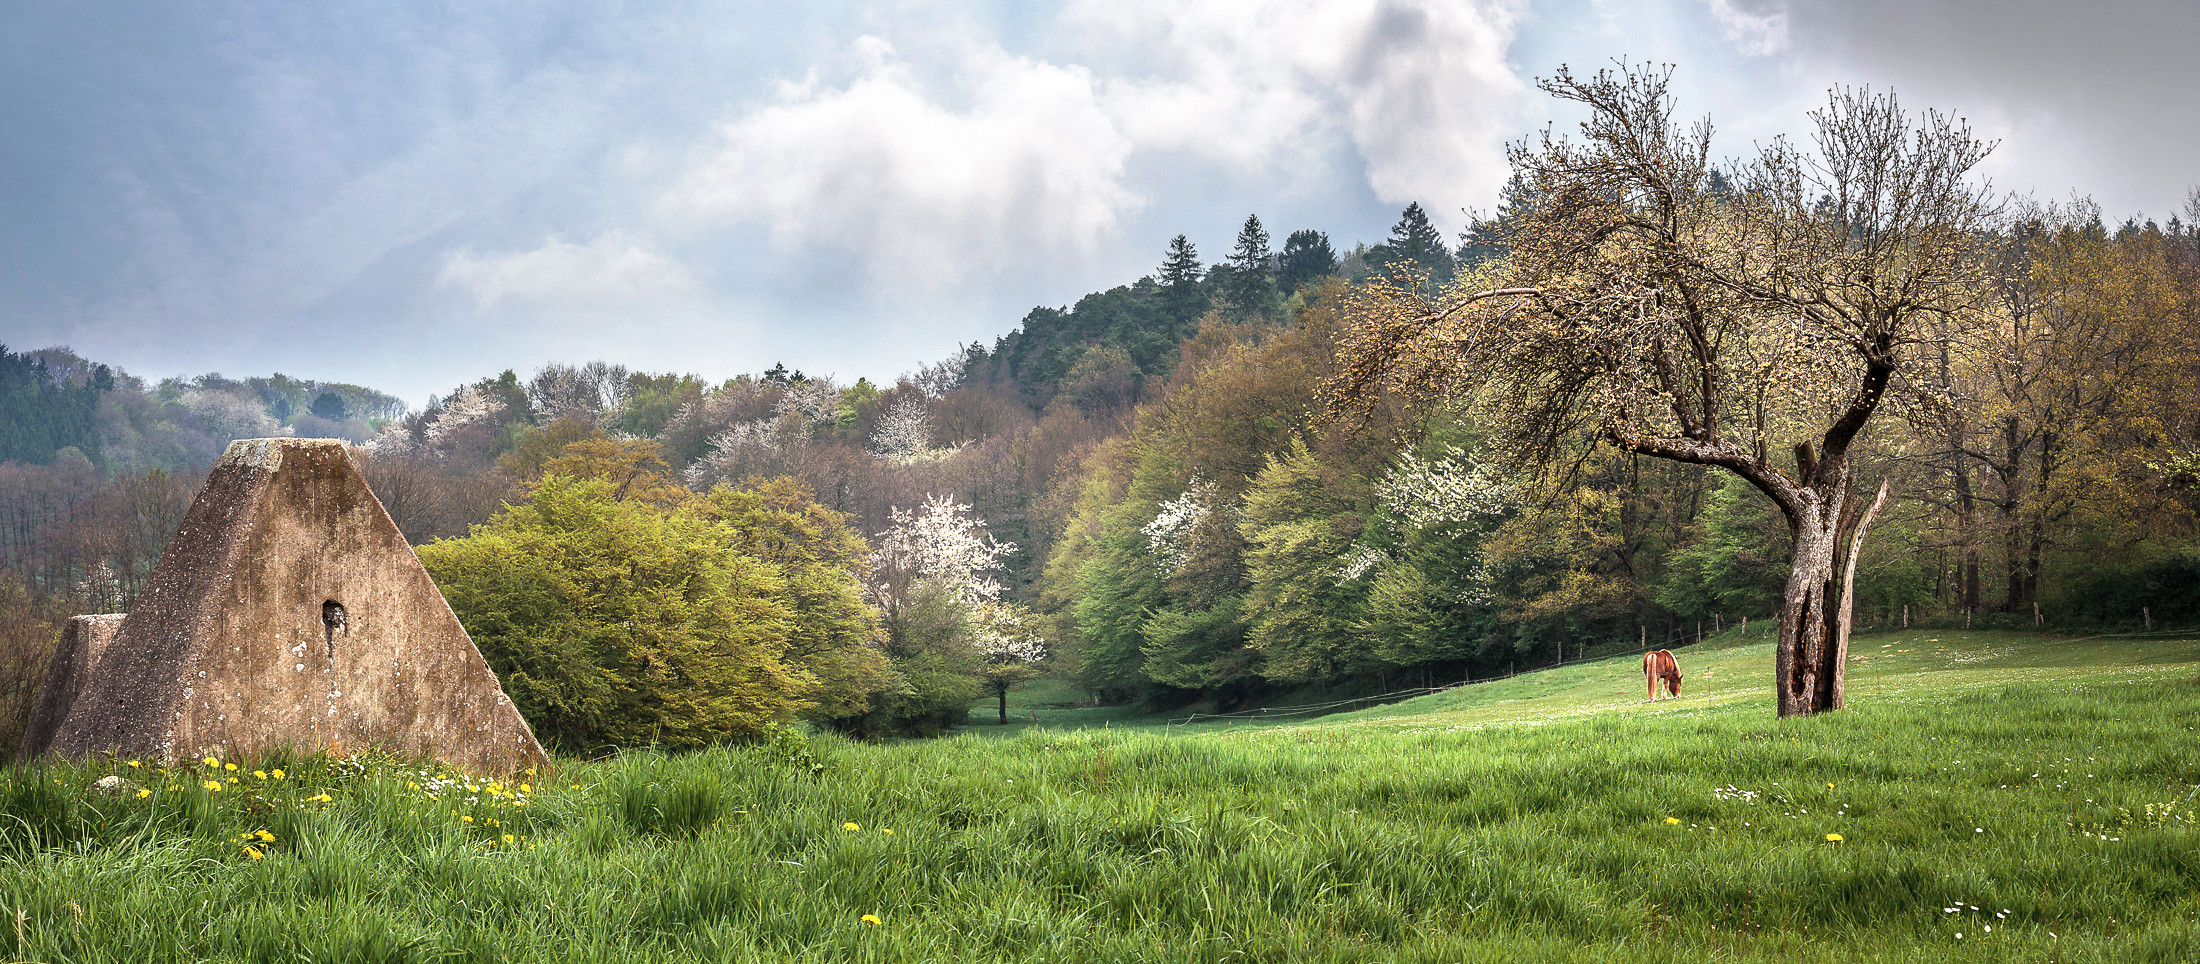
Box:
xmin=967 ymin=204 xmax=1467 ymax=408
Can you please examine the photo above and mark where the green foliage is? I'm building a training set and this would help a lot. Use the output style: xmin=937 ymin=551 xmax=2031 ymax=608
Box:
xmin=418 ymin=475 xmax=813 ymax=750
xmin=1654 ymin=475 xmax=1791 ymax=622
xmin=687 ymin=478 xmax=891 ymax=720
xmin=1217 ymin=214 xmax=1279 ymax=319
xmin=1157 ymin=234 xmax=1209 ymax=328
xmin=0 ymin=345 xmax=109 ymax=466
xmin=1276 ymin=229 xmax=1340 ymax=294
xmin=845 ymin=579 xmax=986 ymax=737
xmin=1361 ymin=202 xmax=1456 ymax=293
xmin=606 ymin=371 xmax=705 ymax=440
xmin=1239 ymin=442 xmax=1374 ymax=683
xmin=309 ymin=390 xmax=350 ymax=421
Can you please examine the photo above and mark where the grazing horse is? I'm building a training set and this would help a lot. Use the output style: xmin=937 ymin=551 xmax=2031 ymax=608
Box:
xmin=1643 ymin=650 xmax=1682 ymax=701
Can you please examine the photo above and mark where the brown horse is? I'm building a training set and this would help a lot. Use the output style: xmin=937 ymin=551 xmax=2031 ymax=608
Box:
xmin=1643 ymin=650 xmax=1682 ymax=701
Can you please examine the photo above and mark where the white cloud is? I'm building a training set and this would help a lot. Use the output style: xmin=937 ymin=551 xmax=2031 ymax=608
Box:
xmin=1703 ymin=0 xmax=1790 ymax=56
xmin=1065 ymin=0 xmax=1529 ymax=218
xmin=662 ymin=36 xmax=1140 ymax=288
xmin=662 ymin=2 xmax=1530 ymax=285
xmin=440 ymin=231 xmax=697 ymax=310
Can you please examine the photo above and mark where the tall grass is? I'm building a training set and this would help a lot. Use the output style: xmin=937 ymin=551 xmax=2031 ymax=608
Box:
xmin=0 ymin=632 xmax=2195 ymax=961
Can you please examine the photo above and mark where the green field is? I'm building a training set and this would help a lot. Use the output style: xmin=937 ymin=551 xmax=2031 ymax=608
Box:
xmin=3 ymin=628 xmax=2197 ymax=961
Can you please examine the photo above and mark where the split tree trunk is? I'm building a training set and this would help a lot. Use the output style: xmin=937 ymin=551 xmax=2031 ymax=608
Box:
xmin=1774 ymin=479 xmax=1890 ymax=717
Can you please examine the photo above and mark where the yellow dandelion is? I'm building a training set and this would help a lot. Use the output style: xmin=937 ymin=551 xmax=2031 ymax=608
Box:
xmin=843 ymin=821 xmax=861 ymax=831
xmin=1665 ymin=817 xmax=1682 ymax=825
xmin=254 ymin=770 xmax=266 ymax=780
xmin=881 ymin=828 xmax=894 ymax=835
xmin=136 ymin=788 xmax=151 ymax=799
xmin=224 ymin=763 xmax=237 ymax=771
xmin=203 ymin=780 xmax=222 ymax=792
xmin=460 ymin=815 xmax=474 ymax=823
xmin=524 ymin=767 xmax=537 ymax=777
xmin=1825 ymin=833 xmax=1843 ymax=842
xmin=227 ymin=777 xmax=238 ymax=784
xmin=519 ymin=784 xmax=531 ymax=793
xmin=242 ymin=845 xmax=263 ymax=860
xmin=127 ymin=760 xmax=142 ymax=768
xmin=256 ymin=830 xmax=274 ymax=843
xmin=271 ymin=769 xmax=285 ymax=780
xmin=502 ymin=834 xmax=516 ymax=844
xmin=1825 ymin=782 xmax=1834 ymax=789
xmin=202 ymin=756 xmax=219 ymax=767
xmin=860 ymin=914 xmax=881 ymax=926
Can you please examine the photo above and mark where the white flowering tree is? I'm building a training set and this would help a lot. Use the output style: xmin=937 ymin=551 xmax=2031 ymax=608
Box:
xmin=869 ymin=494 xmax=1046 ymax=726
xmin=868 ymin=395 xmax=956 ymax=465
xmin=1142 ymin=476 xmax=1219 ymax=573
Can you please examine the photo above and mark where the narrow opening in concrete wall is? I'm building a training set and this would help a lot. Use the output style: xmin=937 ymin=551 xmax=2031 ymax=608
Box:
xmin=322 ymin=600 xmax=347 ymax=657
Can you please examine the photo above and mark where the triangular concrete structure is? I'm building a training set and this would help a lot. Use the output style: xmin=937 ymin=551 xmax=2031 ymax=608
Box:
xmin=25 ymin=438 xmax=547 ymax=774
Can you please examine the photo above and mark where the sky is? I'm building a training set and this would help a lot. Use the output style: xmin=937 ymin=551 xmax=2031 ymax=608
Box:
xmin=4 ymin=0 xmax=2194 ymax=407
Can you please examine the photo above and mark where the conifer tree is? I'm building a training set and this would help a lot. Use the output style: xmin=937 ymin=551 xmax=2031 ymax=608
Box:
xmin=1384 ymin=202 xmax=1457 ymax=283
xmin=1157 ymin=234 xmax=1209 ymax=330
xmin=1222 ymin=215 xmax=1277 ymax=318
xmin=1277 ymin=230 xmax=1340 ymax=294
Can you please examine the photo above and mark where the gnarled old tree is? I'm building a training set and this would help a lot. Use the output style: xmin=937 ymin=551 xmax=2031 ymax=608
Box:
xmin=1329 ymin=65 xmax=1999 ymax=716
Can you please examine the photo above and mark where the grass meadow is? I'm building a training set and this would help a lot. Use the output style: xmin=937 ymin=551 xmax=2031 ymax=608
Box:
xmin=2 ymin=628 xmax=2196 ymax=962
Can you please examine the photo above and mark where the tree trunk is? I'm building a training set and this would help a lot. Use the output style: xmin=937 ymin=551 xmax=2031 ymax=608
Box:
xmin=1774 ymin=479 xmax=1888 ymax=717
xmin=996 ymin=683 xmax=1009 ymax=725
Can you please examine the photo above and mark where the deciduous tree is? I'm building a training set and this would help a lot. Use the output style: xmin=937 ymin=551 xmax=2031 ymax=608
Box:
xmin=1332 ymin=65 xmax=1999 ymax=716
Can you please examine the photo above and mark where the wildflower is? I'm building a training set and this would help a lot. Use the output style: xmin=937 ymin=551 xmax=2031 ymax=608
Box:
xmin=136 ymin=788 xmax=151 ymax=799
xmin=310 ymin=793 xmax=332 ymax=803
xmin=1664 ymin=817 xmax=1681 ymax=825
xmin=254 ymin=771 xmax=266 ymax=780
xmin=203 ymin=756 xmax=219 ymax=767
xmin=242 ymin=845 xmax=263 ymax=860
xmin=502 ymin=834 xmax=516 ymax=844
xmin=224 ymin=763 xmax=237 ymax=771
xmin=843 ymin=821 xmax=861 ymax=831
xmin=881 ymin=828 xmax=894 ymax=835
xmin=525 ymin=767 xmax=537 ymax=777
xmin=256 ymin=830 xmax=274 ymax=843
xmin=460 ymin=815 xmax=474 ymax=823
xmin=1825 ymin=783 xmax=1834 ymax=789
xmin=519 ymin=784 xmax=531 ymax=793
xmin=861 ymin=914 xmax=882 ymax=926
xmin=127 ymin=760 xmax=141 ymax=768
xmin=204 ymin=780 xmax=222 ymax=792
xmin=1825 ymin=833 xmax=1843 ymax=842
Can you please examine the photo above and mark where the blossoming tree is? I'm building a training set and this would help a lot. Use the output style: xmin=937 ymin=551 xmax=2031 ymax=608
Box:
xmin=869 ymin=493 xmax=1047 ymax=726
xmin=1330 ymin=65 xmax=2000 ymax=716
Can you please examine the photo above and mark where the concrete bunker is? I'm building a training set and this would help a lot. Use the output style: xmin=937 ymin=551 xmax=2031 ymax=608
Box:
xmin=17 ymin=438 xmax=548 ymax=774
